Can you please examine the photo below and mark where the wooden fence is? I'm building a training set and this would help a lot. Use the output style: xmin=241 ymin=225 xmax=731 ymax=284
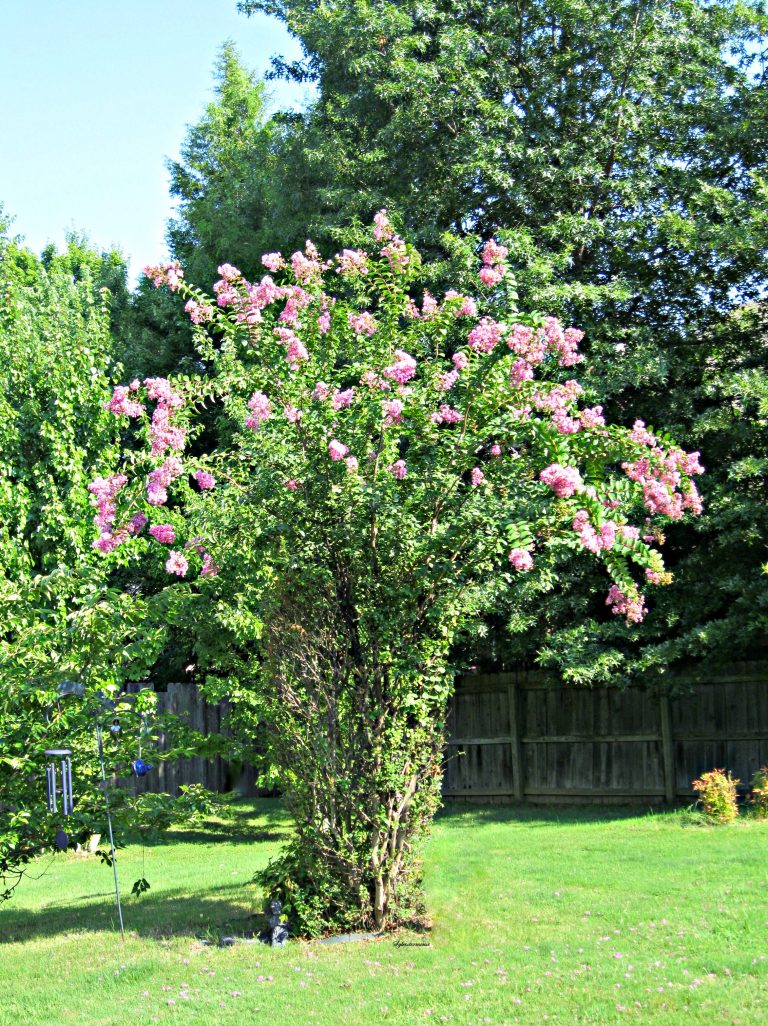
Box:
xmin=132 ymin=682 xmax=259 ymax=796
xmin=443 ymin=663 xmax=768 ymax=803
xmin=135 ymin=664 xmax=768 ymax=804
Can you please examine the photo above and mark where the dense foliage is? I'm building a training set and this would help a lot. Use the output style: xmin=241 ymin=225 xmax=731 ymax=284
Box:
xmin=225 ymin=0 xmax=768 ymax=679
xmin=0 ymin=238 xmax=220 ymax=902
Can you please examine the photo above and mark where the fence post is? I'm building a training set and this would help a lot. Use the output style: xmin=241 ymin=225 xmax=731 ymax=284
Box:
xmin=508 ymin=675 xmax=524 ymax=801
xmin=659 ymin=689 xmax=675 ymax=804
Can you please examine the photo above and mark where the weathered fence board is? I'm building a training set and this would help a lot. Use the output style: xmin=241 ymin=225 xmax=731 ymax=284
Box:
xmin=443 ymin=664 xmax=768 ymax=803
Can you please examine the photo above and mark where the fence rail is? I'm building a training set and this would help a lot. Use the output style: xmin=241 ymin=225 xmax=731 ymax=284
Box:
xmin=443 ymin=663 xmax=768 ymax=803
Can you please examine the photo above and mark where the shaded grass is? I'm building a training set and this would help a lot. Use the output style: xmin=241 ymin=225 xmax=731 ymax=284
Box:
xmin=1 ymin=800 xmax=767 ymax=1026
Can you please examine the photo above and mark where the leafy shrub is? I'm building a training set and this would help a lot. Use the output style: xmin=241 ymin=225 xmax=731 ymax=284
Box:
xmin=691 ymin=768 xmax=740 ymax=823
xmin=749 ymin=767 xmax=768 ymax=819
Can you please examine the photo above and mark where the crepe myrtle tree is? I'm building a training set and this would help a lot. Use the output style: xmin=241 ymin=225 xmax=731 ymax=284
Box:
xmin=89 ymin=213 xmax=703 ymax=933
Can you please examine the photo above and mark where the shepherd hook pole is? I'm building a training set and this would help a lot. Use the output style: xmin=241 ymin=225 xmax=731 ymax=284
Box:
xmin=97 ymin=720 xmax=126 ymax=941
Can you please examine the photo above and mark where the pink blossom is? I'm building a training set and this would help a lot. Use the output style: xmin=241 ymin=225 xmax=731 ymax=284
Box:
xmin=329 ymin=440 xmax=348 ymax=461
xmin=439 ymin=370 xmax=459 ymax=390
xmin=431 ymin=404 xmax=463 ymax=425
xmin=285 ymin=479 xmax=299 ymax=490
xmin=146 ymin=457 xmax=184 ymax=506
xmin=509 ymin=548 xmax=534 ymax=572
xmin=381 ymin=236 xmax=409 ymax=271
xmin=645 ymin=569 xmax=663 ymax=584
xmin=557 ymin=326 xmax=585 ymax=367
xmin=403 ymin=297 xmax=420 ymax=319
xmin=373 ymin=209 xmax=394 ymax=241
xmin=274 ymin=327 xmax=309 ymax=367
xmin=144 ymin=260 xmax=183 ymax=291
xmin=165 ymin=550 xmax=189 ymax=577
xmin=290 ymin=243 xmax=323 ymax=284
xmin=105 ymin=385 xmax=144 ymax=418
xmin=580 ymin=405 xmax=606 ymax=430
xmin=421 ymin=291 xmax=439 ymax=319
xmin=482 ymin=240 xmax=509 ymax=266
xmin=217 ymin=263 xmax=240 ymax=281
xmin=146 ymin=484 xmax=168 ymax=506
xmin=312 ymin=381 xmax=331 ymax=401
xmin=388 ymin=459 xmax=408 ymax=479
xmin=383 ymin=350 xmax=417 ymax=385
xmin=128 ymin=512 xmax=148 ymax=534
xmin=452 ymin=351 xmax=469 ymax=370
xmin=200 ymin=552 xmax=219 ymax=577
xmin=553 ymin=411 xmax=581 ymax=435
xmin=445 ymin=291 xmax=478 ymax=318
xmin=682 ymin=481 xmax=704 ymax=514
xmin=606 ymin=585 xmax=647 ymax=624
xmin=490 ymin=444 xmax=502 ymax=457
xmin=470 ymin=467 xmax=485 ymax=486
xmin=149 ymin=523 xmax=176 ymax=545
xmin=261 ymin=252 xmax=285 ymax=273
xmin=331 ymin=388 xmax=354 ymax=410
xmin=194 ymin=470 xmax=216 ymax=490
xmin=345 ymin=455 xmax=359 ymax=471
xmin=246 ymin=391 xmax=271 ymax=429
xmin=383 ymin=398 xmax=404 ymax=425
xmin=540 ymin=464 xmax=582 ymax=498
xmin=510 ymin=358 xmax=535 ymax=386
xmin=336 ymin=248 xmax=369 ymax=275
xmin=479 ymin=265 xmax=504 ymax=287
xmin=185 ymin=299 xmax=215 ymax=325
xmin=467 ymin=317 xmax=505 ymax=354
xmin=88 ymin=473 xmax=128 ymax=530
xmin=93 ymin=530 xmax=128 ymax=553
xmin=629 ymin=420 xmax=656 ymax=446
xmin=284 ymin=405 xmax=303 ymax=423
xmin=348 ymin=311 xmax=378 ymax=336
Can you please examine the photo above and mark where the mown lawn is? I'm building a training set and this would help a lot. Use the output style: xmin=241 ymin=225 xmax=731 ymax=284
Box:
xmin=1 ymin=800 xmax=766 ymax=1026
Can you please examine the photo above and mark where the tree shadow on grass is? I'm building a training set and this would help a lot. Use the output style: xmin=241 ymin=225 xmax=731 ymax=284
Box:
xmin=0 ymin=880 xmax=265 ymax=945
xmin=129 ymin=798 xmax=293 ymax=848
xmin=436 ymin=801 xmax=667 ymax=829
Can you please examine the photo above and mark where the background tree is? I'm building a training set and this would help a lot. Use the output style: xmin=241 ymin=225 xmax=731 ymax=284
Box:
xmin=229 ymin=0 xmax=768 ymax=680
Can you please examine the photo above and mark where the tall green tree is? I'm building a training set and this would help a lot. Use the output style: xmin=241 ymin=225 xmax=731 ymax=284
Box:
xmin=231 ymin=0 xmax=768 ymax=678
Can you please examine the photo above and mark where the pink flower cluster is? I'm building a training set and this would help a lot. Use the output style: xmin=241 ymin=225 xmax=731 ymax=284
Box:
xmin=388 ymin=459 xmax=408 ymax=479
xmin=262 ymin=252 xmax=285 ymax=273
xmin=540 ymin=464 xmax=583 ymax=498
xmin=622 ymin=438 xmax=705 ymax=520
xmin=572 ymin=510 xmax=619 ymax=554
xmin=348 ymin=311 xmax=378 ymax=336
xmin=332 ymin=388 xmax=354 ymax=410
xmin=373 ymin=210 xmax=394 ymax=241
xmin=533 ymin=381 xmax=584 ymax=435
xmin=194 ymin=470 xmax=216 ymax=490
xmin=290 ymin=241 xmax=326 ymax=284
xmin=144 ymin=260 xmax=183 ymax=291
xmin=329 ymin=439 xmax=348 ymax=461
xmin=444 ymin=290 xmax=478 ymax=318
xmin=479 ymin=240 xmax=508 ymax=288
xmin=149 ymin=523 xmax=175 ymax=545
xmin=383 ymin=398 xmax=404 ymax=425
xmin=452 ymin=352 xmax=469 ymax=370
xmin=88 ymin=473 xmax=128 ymax=531
xmin=246 ymin=391 xmax=271 ymax=429
xmin=467 ymin=317 xmax=504 ymax=354
xmin=383 ymin=350 xmax=417 ymax=385
xmin=606 ymin=585 xmax=647 ymax=625
xmin=105 ymin=383 xmax=144 ymax=418
xmin=184 ymin=298 xmax=215 ymax=325
xmin=542 ymin=317 xmax=584 ymax=367
xmin=471 ymin=467 xmax=485 ymax=486
xmin=336 ymin=249 xmax=369 ymax=276
xmin=146 ymin=456 xmax=184 ymax=506
xmin=274 ymin=326 xmax=309 ymax=368
xmin=381 ymin=235 xmax=409 ymax=271
xmin=439 ymin=369 xmax=459 ymax=390
xmin=509 ymin=548 xmax=534 ymax=572
xmin=431 ymin=405 xmax=463 ymax=425
xmin=165 ymin=550 xmax=188 ymax=577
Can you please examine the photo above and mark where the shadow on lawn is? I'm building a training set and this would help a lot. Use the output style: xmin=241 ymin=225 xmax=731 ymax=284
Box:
xmin=0 ymin=881 xmax=262 ymax=944
xmin=131 ymin=799 xmax=292 ymax=848
xmin=436 ymin=802 xmax=662 ymax=828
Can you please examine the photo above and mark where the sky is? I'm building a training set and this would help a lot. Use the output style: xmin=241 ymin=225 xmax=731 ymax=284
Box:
xmin=0 ymin=1 xmax=310 ymax=282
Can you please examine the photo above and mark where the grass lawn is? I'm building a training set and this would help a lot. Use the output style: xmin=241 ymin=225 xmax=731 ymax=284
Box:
xmin=0 ymin=800 xmax=766 ymax=1026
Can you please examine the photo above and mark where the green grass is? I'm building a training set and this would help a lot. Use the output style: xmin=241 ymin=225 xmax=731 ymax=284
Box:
xmin=1 ymin=800 xmax=767 ymax=1026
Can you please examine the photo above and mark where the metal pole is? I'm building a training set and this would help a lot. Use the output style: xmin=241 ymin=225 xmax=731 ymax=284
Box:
xmin=96 ymin=721 xmax=125 ymax=941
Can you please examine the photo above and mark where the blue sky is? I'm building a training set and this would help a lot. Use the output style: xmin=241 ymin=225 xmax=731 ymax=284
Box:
xmin=0 ymin=1 xmax=309 ymax=281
